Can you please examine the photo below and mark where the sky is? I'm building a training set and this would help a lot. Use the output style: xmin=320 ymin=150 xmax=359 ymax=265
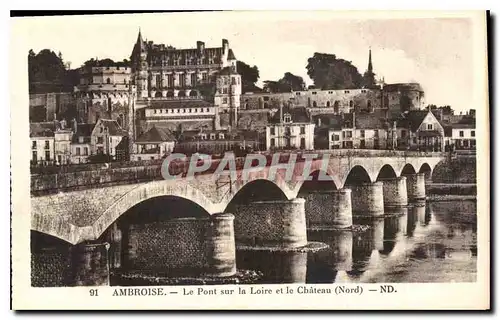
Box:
xmin=18 ymin=12 xmax=478 ymax=112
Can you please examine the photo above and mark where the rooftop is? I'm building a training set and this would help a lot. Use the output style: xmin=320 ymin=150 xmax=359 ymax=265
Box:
xmin=136 ymin=126 xmax=176 ymax=143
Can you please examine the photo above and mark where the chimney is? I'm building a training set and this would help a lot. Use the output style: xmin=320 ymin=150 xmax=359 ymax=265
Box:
xmin=72 ymin=118 xmax=77 ymax=133
xmin=197 ymin=41 xmax=205 ymax=52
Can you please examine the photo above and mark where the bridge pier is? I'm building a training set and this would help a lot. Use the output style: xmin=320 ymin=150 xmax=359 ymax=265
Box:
xmin=405 ymin=173 xmax=426 ymax=201
xmin=70 ymin=242 xmax=110 ymax=287
xmin=107 ymin=222 xmax=122 ymax=269
xmin=379 ymin=177 xmax=408 ymax=208
xmin=122 ymin=214 xmax=236 ymax=277
xmin=304 ymin=189 xmax=353 ymax=229
xmin=349 ymin=182 xmax=384 ymax=216
xmin=234 ymin=198 xmax=307 ymax=248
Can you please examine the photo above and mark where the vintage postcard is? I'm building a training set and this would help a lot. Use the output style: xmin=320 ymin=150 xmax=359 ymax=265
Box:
xmin=10 ymin=11 xmax=490 ymax=310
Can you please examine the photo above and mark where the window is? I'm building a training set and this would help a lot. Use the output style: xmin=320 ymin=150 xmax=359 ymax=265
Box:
xmin=76 ymin=147 xmax=81 ymax=156
xmin=206 ymin=108 xmax=210 ymax=112
xmin=32 ymin=141 xmax=36 ymax=149
xmin=138 ymin=157 xmax=141 ymax=161
xmin=333 ymin=134 xmax=340 ymax=141
xmin=219 ymin=133 xmax=225 ymax=139
xmin=296 ymin=92 xmax=301 ymax=96
xmin=346 ymin=131 xmax=352 ymax=138
xmin=191 ymin=73 xmax=197 ymax=86
xmin=360 ymin=130 xmax=365 ymax=138
xmin=210 ymin=134 xmax=216 ymax=140
xmin=326 ymin=101 xmax=331 ymax=107
xmin=459 ymin=131 xmax=464 ymax=137
xmin=44 ymin=140 xmax=50 ymax=149
xmin=106 ymin=78 xmax=111 ymax=84
xmin=471 ymin=130 xmax=475 ymax=137
xmin=202 ymin=73 xmax=208 ymax=81
xmin=223 ymin=97 xmax=228 ymax=104
xmin=79 ymin=136 xmax=84 ymax=143
xmin=300 ymin=126 xmax=305 ymax=134
xmin=300 ymin=137 xmax=306 ymax=149
xmin=345 ymin=90 xmax=350 ymax=94
xmin=283 ymin=113 xmax=292 ymax=123
xmin=179 ymin=74 xmax=186 ymax=87
xmin=285 ymin=126 xmax=291 ymax=135
xmin=223 ymin=88 xmax=228 ymax=94
xmin=83 ymin=147 xmax=88 ymax=156
xmin=312 ymin=92 xmax=317 ymax=95
xmin=167 ymin=75 xmax=174 ymax=88
xmin=374 ymin=130 xmax=379 ymax=137
xmin=360 ymin=140 xmax=366 ymax=148
xmin=427 ymin=124 xmax=433 ymax=130
xmin=45 ymin=150 xmax=50 ymax=161
xmin=270 ymin=138 xmax=275 ymax=147
xmin=32 ymin=151 xmax=37 ymax=162
xmin=401 ymin=130 xmax=407 ymax=138
xmin=312 ymin=101 xmax=317 ymax=107
xmin=97 ymin=137 xmax=103 ymax=144
xmin=270 ymin=127 xmax=275 ymax=135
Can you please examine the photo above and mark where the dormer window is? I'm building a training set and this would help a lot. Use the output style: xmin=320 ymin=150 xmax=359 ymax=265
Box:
xmin=283 ymin=113 xmax=292 ymax=123
xmin=210 ymin=133 xmax=216 ymax=140
xmin=219 ymin=133 xmax=225 ymax=139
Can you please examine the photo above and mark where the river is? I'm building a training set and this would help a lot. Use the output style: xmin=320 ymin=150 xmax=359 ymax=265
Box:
xmin=236 ymin=200 xmax=477 ymax=284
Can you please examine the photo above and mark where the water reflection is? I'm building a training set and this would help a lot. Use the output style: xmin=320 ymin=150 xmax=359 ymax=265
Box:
xmin=236 ymin=200 xmax=477 ymax=283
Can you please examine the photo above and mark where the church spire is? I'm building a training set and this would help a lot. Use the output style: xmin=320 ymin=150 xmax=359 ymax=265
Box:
xmin=367 ymin=47 xmax=373 ymax=72
xmin=137 ymin=27 xmax=143 ymax=44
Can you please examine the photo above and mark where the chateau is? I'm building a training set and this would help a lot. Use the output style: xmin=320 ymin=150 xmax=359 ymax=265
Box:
xmin=28 ymin=31 xmax=476 ymax=165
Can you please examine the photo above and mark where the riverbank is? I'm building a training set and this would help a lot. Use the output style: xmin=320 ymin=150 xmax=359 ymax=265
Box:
xmin=426 ymin=183 xmax=476 ymax=201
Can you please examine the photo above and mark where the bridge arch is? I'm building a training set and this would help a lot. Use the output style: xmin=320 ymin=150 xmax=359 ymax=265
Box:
xmin=400 ymin=163 xmax=417 ymax=176
xmin=296 ymin=169 xmax=338 ymax=197
xmin=376 ymin=164 xmax=398 ymax=180
xmin=419 ymin=163 xmax=433 ymax=180
xmin=92 ymin=181 xmax=215 ymax=241
xmin=343 ymin=165 xmax=373 ymax=187
xmin=225 ymin=179 xmax=288 ymax=212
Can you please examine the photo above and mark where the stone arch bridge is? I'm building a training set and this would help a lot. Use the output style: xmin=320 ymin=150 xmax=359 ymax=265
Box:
xmin=31 ymin=150 xmax=445 ymax=245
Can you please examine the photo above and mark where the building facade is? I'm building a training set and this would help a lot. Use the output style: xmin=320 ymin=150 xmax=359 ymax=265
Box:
xmin=131 ymin=126 xmax=176 ymax=161
xmin=90 ymin=119 xmax=127 ymax=159
xmin=266 ymin=107 xmax=315 ymax=150
xmin=397 ymin=110 xmax=445 ymax=152
xmin=130 ymin=31 xmax=242 ymax=132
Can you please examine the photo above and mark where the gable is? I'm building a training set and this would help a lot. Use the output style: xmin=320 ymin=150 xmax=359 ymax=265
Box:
xmin=417 ymin=112 xmax=444 ymax=132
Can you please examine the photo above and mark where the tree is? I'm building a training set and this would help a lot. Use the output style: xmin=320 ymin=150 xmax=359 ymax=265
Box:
xmin=306 ymin=52 xmax=363 ymax=90
xmin=28 ymin=49 xmax=67 ymax=93
xmin=236 ymin=61 xmax=262 ymax=93
xmin=263 ymin=72 xmax=305 ymax=93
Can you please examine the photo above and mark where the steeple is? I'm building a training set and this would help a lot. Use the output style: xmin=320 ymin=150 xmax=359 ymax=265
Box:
xmin=362 ymin=47 xmax=376 ymax=89
xmin=367 ymin=47 xmax=373 ymax=72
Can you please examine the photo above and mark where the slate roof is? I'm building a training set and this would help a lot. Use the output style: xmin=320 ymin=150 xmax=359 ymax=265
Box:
xmin=396 ymin=110 xmax=429 ymax=132
xmin=30 ymin=122 xmax=56 ymax=138
xmin=99 ymin=119 xmax=127 ymax=136
xmin=227 ymin=49 xmax=236 ymax=60
xmin=72 ymin=123 xmax=94 ymax=143
xmin=136 ymin=126 xmax=176 ymax=143
xmin=269 ymin=106 xmax=311 ymax=124
xmin=354 ymin=111 xmax=389 ymax=129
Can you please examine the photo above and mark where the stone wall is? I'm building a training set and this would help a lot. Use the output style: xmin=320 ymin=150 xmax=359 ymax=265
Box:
xmin=31 ymin=248 xmax=72 ymax=287
xmin=123 ymin=214 xmax=236 ymax=277
xmin=233 ymin=199 xmax=307 ymax=248
xmin=302 ymin=190 xmax=352 ymax=228
xmin=31 ymin=164 xmax=163 ymax=194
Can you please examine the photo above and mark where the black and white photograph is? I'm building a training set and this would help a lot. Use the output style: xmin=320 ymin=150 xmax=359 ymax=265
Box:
xmin=10 ymin=10 xmax=490 ymax=310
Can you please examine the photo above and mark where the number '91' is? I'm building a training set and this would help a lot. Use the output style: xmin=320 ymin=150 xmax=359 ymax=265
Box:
xmin=89 ymin=289 xmax=99 ymax=296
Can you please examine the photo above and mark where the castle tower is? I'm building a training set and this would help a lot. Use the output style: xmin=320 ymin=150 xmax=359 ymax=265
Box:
xmin=131 ymin=29 xmax=149 ymax=99
xmin=362 ymin=48 xmax=376 ymax=89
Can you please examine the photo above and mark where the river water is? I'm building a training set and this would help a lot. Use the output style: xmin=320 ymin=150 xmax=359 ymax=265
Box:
xmin=237 ymin=200 xmax=477 ymax=284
